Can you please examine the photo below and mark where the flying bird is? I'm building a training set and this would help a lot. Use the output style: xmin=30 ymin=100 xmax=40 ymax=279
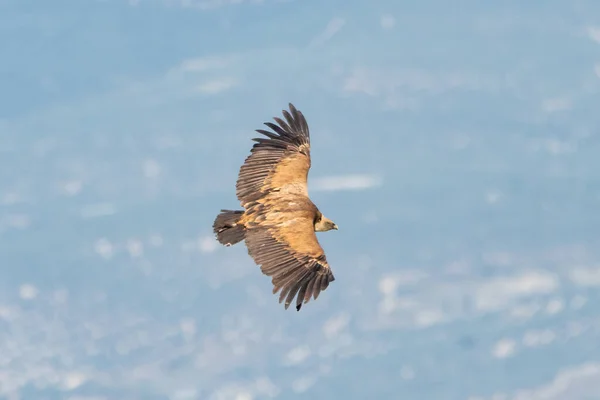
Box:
xmin=212 ymin=103 xmax=338 ymax=311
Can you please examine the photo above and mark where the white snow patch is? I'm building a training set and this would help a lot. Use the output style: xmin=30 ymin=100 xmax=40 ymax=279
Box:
xmin=541 ymin=97 xmax=571 ymax=113
xmin=254 ymin=377 xmax=279 ymax=398
xmin=492 ymin=338 xmax=516 ymax=359
xmin=19 ymin=284 xmax=38 ymax=300
xmin=569 ymin=266 xmax=600 ymax=286
xmin=198 ymin=235 xmax=218 ymax=253
xmin=522 ymin=329 xmax=556 ymax=348
xmin=474 ymin=271 xmax=559 ymax=312
xmin=414 ymin=309 xmax=444 ymax=328
xmin=379 ymin=276 xmax=399 ymax=295
xmin=509 ymin=302 xmax=541 ymax=320
xmin=587 ymin=26 xmax=600 ymax=43
xmin=176 ymin=56 xmax=232 ymax=73
xmin=180 ymin=318 xmax=197 ymax=341
xmin=291 ymin=376 xmax=316 ymax=393
xmin=171 ymin=388 xmax=198 ymax=400
xmin=508 ymin=363 xmax=600 ymax=400
xmin=149 ymin=234 xmax=164 ymax=247
xmin=143 ymin=159 xmax=161 ymax=179
xmin=61 ymin=180 xmax=83 ymax=196
xmin=378 ymin=296 xmax=398 ymax=315
xmin=545 ymin=298 xmax=564 ymax=315
xmin=310 ymin=17 xmax=346 ymax=47
xmin=400 ymin=365 xmax=415 ymax=380
xmin=53 ymin=289 xmax=69 ymax=304
xmin=0 ymin=305 xmax=18 ymax=320
xmin=2 ymin=191 xmax=21 ymax=205
xmin=80 ymin=203 xmax=116 ymax=219
xmin=570 ymin=295 xmax=587 ymax=309
xmin=62 ymin=372 xmax=86 ymax=390
xmin=378 ymin=271 xmax=427 ymax=294
xmin=380 ymin=14 xmax=396 ymax=30
xmin=311 ymin=174 xmax=382 ymax=192
xmin=209 ymin=384 xmax=255 ymax=400
xmin=234 ymin=392 xmax=253 ymax=400
xmin=126 ymin=239 xmax=144 ymax=258
xmin=284 ymin=346 xmax=311 ymax=366
xmin=196 ymin=77 xmax=237 ymax=95
xmin=94 ymin=238 xmax=114 ymax=259
xmin=485 ymin=190 xmax=502 ymax=204
xmin=566 ymin=321 xmax=586 ymax=339
xmin=323 ymin=313 xmax=350 ymax=339
xmin=543 ymin=138 xmax=576 ymax=155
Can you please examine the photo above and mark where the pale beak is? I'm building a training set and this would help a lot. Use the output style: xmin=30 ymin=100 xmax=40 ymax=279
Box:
xmin=332 ymin=224 xmax=338 ymax=230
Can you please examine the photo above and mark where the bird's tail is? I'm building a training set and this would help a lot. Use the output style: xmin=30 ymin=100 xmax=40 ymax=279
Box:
xmin=213 ymin=209 xmax=246 ymax=246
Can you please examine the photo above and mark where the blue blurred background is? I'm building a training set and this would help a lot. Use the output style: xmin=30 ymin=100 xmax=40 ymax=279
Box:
xmin=2 ymin=1 xmax=600 ymax=399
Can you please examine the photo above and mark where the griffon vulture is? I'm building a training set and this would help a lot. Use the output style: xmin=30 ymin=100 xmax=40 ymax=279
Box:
xmin=212 ymin=103 xmax=338 ymax=311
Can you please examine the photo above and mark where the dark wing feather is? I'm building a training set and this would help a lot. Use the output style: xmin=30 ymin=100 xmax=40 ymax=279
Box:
xmin=244 ymin=207 xmax=335 ymax=311
xmin=236 ymin=103 xmax=311 ymax=206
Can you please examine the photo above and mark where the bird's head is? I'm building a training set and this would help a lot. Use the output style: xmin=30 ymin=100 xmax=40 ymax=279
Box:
xmin=314 ymin=213 xmax=338 ymax=232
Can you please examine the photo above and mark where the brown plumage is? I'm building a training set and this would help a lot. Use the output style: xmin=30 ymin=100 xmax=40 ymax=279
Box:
xmin=212 ymin=103 xmax=338 ymax=311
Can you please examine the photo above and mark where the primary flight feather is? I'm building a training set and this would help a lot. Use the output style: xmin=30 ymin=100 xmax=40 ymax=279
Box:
xmin=212 ymin=103 xmax=338 ymax=311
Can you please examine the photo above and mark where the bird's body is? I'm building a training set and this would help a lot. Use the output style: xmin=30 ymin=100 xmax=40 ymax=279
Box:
xmin=212 ymin=103 xmax=338 ymax=311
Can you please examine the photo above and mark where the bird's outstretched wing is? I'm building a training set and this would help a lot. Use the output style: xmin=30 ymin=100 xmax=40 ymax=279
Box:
xmin=243 ymin=203 xmax=335 ymax=311
xmin=236 ymin=103 xmax=311 ymax=206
